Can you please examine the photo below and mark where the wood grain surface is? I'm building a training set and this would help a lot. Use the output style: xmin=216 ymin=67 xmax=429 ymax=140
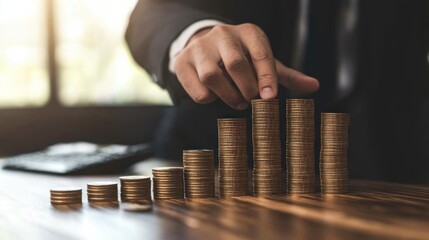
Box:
xmin=0 ymin=167 xmax=428 ymax=240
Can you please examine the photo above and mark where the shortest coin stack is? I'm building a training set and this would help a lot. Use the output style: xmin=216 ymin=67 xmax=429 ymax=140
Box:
xmin=320 ymin=113 xmax=350 ymax=194
xmin=50 ymin=187 xmax=82 ymax=207
xmin=120 ymin=176 xmax=151 ymax=204
xmin=87 ymin=182 xmax=118 ymax=206
xmin=152 ymin=167 xmax=184 ymax=200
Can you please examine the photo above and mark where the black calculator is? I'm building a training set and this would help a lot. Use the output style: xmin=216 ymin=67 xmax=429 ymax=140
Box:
xmin=2 ymin=142 xmax=153 ymax=175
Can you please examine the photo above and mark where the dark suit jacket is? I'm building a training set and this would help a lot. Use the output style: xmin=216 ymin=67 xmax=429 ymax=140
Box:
xmin=126 ymin=0 xmax=429 ymax=183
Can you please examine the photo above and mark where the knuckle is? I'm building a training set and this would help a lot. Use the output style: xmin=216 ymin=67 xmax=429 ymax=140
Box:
xmin=225 ymin=55 xmax=246 ymax=71
xmin=239 ymin=23 xmax=259 ymax=32
xmin=199 ymin=68 xmax=221 ymax=84
xmin=239 ymin=23 xmax=269 ymax=43
xmin=212 ymin=25 xmax=229 ymax=35
xmin=240 ymin=23 xmax=265 ymax=37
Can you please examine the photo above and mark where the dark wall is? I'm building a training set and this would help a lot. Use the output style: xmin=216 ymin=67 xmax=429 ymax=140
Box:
xmin=0 ymin=106 xmax=167 ymax=156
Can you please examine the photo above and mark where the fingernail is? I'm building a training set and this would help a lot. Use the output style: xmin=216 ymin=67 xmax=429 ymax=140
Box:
xmin=236 ymin=102 xmax=248 ymax=110
xmin=260 ymin=87 xmax=273 ymax=99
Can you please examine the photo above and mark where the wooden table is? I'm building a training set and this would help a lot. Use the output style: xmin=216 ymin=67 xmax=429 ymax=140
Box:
xmin=1 ymin=165 xmax=429 ymax=240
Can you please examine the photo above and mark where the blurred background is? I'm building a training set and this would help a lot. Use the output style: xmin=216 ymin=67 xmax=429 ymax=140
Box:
xmin=0 ymin=0 xmax=172 ymax=155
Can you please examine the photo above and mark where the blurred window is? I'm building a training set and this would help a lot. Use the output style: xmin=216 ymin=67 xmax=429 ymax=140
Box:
xmin=55 ymin=0 xmax=171 ymax=106
xmin=0 ymin=0 xmax=172 ymax=108
xmin=0 ymin=0 xmax=49 ymax=107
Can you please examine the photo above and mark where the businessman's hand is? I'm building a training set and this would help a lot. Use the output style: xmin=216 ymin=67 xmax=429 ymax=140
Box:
xmin=173 ymin=23 xmax=319 ymax=110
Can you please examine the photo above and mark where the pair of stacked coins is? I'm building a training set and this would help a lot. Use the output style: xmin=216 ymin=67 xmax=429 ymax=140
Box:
xmin=152 ymin=167 xmax=184 ymax=200
xmin=251 ymin=99 xmax=283 ymax=196
xmin=320 ymin=113 xmax=350 ymax=193
xmin=87 ymin=182 xmax=118 ymax=206
xmin=120 ymin=176 xmax=151 ymax=204
xmin=50 ymin=187 xmax=82 ymax=207
xmin=285 ymin=99 xmax=316 ymax=193
xmin=217 ymin=118 xmax=249 ymax=198
xmin=183 ymin=150 xmax=215 ymax=198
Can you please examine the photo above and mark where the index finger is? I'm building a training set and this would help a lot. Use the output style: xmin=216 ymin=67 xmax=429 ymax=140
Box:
xmin=239 ymin=26 xmax=278 ymax=99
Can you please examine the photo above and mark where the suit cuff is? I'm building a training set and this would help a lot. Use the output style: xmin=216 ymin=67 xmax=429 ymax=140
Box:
xmin=168 ymin=19 xmax=224 ymax=73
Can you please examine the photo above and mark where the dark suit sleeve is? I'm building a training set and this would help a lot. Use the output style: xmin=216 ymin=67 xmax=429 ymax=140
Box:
xmin=125 ymin=0 xmax=230 ymax=104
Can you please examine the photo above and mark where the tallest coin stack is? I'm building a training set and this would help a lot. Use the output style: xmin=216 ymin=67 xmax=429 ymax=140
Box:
xmin=251 ymin=99 xmax=283 ymax=196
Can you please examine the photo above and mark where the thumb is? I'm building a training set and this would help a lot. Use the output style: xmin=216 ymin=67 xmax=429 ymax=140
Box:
xmin=276 ymin=59 xmax=319 ymax=94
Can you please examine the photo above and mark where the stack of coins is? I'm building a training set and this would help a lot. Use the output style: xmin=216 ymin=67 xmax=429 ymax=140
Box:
xmin=152 ymin=167 xmax=184 ymax=200
xmin=183 ymin=150 xmax=215 ymax=198
xmin=120 ymin=176 xmax=151 ymax=204
xmin=320 ymin=113 xmax=350 ymax=193
xmin=218 ymin=118 xmax=248 ymax=198
xmin=285 ymin=99 xmax=316 ymax=193
xmin=87 ymin=182 xmax=118 ymax=206
xmin=50 ymin=187 xmax=82 ymax=207
xmin=251 ymin=99 xmax=283 ymax=196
